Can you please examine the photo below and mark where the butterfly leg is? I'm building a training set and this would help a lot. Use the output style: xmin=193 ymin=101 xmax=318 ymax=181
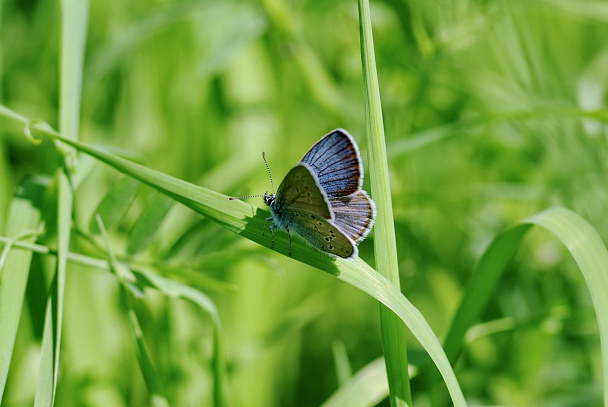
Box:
xmin=265 ymin=217 xmax=277 ymax=249
xmin=263 ymin=217 xmax=272 ymax=237
xmin=264 ymin=216 xmax=276 ymax=249
xmin=264 ymin=217 xmax=288 ymax=254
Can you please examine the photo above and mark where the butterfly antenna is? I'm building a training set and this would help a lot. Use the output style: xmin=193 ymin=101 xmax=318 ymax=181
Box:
xmin=262 ymin=152 xmax=275 ymax=194
xmin=228 ymin=193 xmax=265 ymax=201
xmin=228 ymin=152 xmax=276 ymax=201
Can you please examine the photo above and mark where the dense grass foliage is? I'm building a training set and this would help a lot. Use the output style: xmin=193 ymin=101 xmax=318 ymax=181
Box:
xmin=1 ymin=0 xmax=608 ymax=406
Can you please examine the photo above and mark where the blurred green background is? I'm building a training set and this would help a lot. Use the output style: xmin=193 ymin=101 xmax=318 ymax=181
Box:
xmin=1 ymin=0 xmax=607 ymax=406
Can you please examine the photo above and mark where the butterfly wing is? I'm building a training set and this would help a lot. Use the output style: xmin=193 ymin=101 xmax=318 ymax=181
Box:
xmin=299 ymin=129 xmax=362 ymax=197
xmin=274 ymin=163 xmax=332 ymax=220
xmin=329 ymin=190 xmax=376 ymax=243
xmin=281 ymin=206 xmax=357 ymax=258
xmin=270 ymin=130 xmax=374 ymax=258
xmin=273 ymin=164 xmax=356 ymax=258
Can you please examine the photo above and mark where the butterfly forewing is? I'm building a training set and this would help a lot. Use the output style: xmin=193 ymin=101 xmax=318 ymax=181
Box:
xmin=300 ymin=129 xmax=362 ymax=197
xmin=274 ymin=164 xmax=332 ymax=219
xmin=329 ymin=190 xmax=376 ymax=243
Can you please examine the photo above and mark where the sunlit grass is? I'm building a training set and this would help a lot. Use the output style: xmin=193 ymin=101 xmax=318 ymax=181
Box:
xmin=1 ymin=1 xmax=608 ymax=406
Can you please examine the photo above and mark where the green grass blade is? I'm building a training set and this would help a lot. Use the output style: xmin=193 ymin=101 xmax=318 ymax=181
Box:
xmin=89 ymin=177 xmax=140 ymax=234
xmin=442 ymin=224 xmax=532 ymax=365
xmin=127 ymin=192 xmax=174 ymax=255
xmin=0 ymin=228 xmax=230 ymax=406
xmin=441 ymin=207 xmax=608 ymax=405
xmin=0 ymin=177 xmax=46 ymax=403
xmin=35 ymin=298 xmax=55 ymax=407
xmin=332 ymin=340 xmax=353 ymax=386
xmin=526 ymin=208 xmax=608 ymax=406
xmin=338 ymin=258 xmax=467 ymax=406
xmin=100 ymin=209 xmax=228 ymax=406
xmin=10 ymin=111 xmax=466 ymax=406
xmin=0 ymin=0 xmax=8 ymax=233
xmin=321 ymin=357 xmax=389 ymax=407
xmin=133 ymin=270 xmax=229 ymax=407
xmin=358 ymin=0 xmax=412 ymax=405
xmin=96 ymin=216 xmax=170 ymax=407
xmin=34 ymin=1 xmax=88 ymax=405
xmin=387 ymin=106 xmax=608 ymax=158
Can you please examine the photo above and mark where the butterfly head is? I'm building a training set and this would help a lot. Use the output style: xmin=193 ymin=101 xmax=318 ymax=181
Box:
xmin=263 ymin=191 xmax=275 ymax=207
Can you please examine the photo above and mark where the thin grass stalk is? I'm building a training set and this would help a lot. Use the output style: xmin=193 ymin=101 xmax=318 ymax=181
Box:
xmin=34 ymin=1 xmax=88 ymax=405
xmin=357 ymin=0 xmax=412 ymax=405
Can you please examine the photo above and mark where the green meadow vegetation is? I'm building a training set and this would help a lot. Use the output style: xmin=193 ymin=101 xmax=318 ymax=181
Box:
xmin=1 ymin=0 xmax=608 ymax=406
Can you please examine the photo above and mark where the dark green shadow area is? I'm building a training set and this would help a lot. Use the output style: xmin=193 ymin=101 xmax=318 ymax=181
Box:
xmin=229 ymin=205 xmax=341 ymax=277
xmin=14 ymin=175 xmax=50 ymax=210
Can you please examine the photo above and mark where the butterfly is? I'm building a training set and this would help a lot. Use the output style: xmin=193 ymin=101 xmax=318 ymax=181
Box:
xmin=230 ymin=129 xmax=375 ymax=259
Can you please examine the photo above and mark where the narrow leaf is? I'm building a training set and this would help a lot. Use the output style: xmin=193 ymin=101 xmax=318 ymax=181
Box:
xmin=441 ymin=207 xmax=608 ymax=406
xmin=35 ymin=0 xmax=88 ymax=405
xmin=96 ymin=217 xmax=170 ymax=407
xmin=358 ymin=0 xmax=412 ymax=405
xmin=322 ymin=358 xmax=389 ymax=407
xmin=0 ymin=177 xmax=46 ymax=403
xmin=132 ymin=269 xmax=229 ymax=406
xmin=89 ymin=176 xmax=141 ymax=234
xmin=127 ymin=192 xmax=173 ymax=255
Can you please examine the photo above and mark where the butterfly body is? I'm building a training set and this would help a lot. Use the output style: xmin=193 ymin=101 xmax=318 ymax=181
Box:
xmin=263 ymin=129 xmax=375 ymax=259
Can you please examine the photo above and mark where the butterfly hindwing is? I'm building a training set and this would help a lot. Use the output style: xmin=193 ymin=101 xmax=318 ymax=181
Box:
xmin=300 ymin=129 xmax=362 ymax=197
xmin=274 ymin=164 xmax=332 ymax=220
xmin=329 ymin=190 xmax=376 ymax=243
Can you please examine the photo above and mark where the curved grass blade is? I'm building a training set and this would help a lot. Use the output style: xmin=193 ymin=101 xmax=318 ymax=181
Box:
xmin=527 ymin=208 xmax=608 ymax=406
xmin=441 ymin=224 xmax=532 ymax=365
xmin=321 ymin=357 xmax=389 ymax=407
xmin=441 ymin=207 xmax=608 ymax=406
xmin=11 ymin=115 xmax=467 ymax=406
